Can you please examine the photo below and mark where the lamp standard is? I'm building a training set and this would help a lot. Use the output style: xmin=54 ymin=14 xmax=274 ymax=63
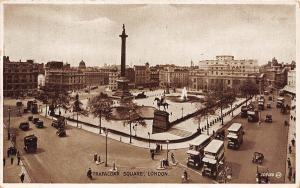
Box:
xmin=103 ymin=127 xmax=109 ymax=167
xmin=8 ymin=107 xmax=11 ymax=140
xmin=45 ymin=96 xmax=48 ymax=117
xmin=147 ymin=132 xmax=150 ymax=148
xmin=166 ymin=140 xmax=170 ymax=161
xmin=181 ymin=107 xmax=184 ymax=118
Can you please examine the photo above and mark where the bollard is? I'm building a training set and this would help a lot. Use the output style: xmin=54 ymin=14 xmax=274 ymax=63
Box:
xmin=113 ymin=161 xmax=116 ymax=171
xmin=94 ymin=153 xmax=97 ymax=162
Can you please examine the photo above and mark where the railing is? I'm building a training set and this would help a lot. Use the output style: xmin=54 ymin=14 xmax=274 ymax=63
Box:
xmin=63 ymin=97 xmax=251 ymax=144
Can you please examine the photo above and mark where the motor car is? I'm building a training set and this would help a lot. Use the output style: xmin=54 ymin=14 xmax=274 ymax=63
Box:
xmin=36 ymin=120 xmax=44 ymax=128
xmin=19 ymin=122 xmax=30 ymax=131
xmin=252 ymin=152 xmax=264 ymax=164
xmin=33 ymin=117 xmax=39 ymax=124
xmin=28 ymin=116 xmax=33 ymax=121
xmin=24 ymin=135 xmax=37 ymax=153
xmin=265 ymin=114 xmax=272 ymax=123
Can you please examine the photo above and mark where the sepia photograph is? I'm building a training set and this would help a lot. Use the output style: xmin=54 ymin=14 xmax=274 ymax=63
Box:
xmin=1 ymin=2 xmax=297 ymax=185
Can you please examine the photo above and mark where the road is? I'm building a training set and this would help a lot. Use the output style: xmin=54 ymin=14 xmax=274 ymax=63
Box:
xmin=3 ymin=93 xmax=291 ymax=183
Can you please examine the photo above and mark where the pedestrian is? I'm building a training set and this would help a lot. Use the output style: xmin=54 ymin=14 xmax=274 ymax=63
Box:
xmin=11 ymin=157 xmax=14 ymax=165
xmin=288 ymin=167 xmax=292 ymax=181
xmin=87 ymin=168 xmax=92 ymax=180
xmin=17 ymin=155 xmax=21 ymax=165
xmin=20 ymin=172 xmax=25 ymax=183
xmin=151 ymin=151 xmax=154 ymax=160
xmin=287 ymin=158 xmax=291 ymax=167
xmin=291 ymin=138 xmax=295 ymax=147
xmin=7 ymin=148 xmax=10 ymax=158
xmin=293 ymin=171 xmax=296 ymax=183
xmin=3 ymin=157 xmax=5 ymax=166
xmin=289 ymin=145 xmax=292 ymax=154
xmin=171 ymin=153 xmax=175 ymax=163
xmin=93 ymin=153 xmax=97 ymax=162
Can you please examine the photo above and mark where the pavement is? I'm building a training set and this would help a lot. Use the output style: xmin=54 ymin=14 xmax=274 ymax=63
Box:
xmin=2 ymin=92 xmax=293 ymax=184
xmin=285 ymin=96 xmax=296 ymax=183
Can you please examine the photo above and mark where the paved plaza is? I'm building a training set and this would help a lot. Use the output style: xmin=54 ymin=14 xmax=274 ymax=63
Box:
xmin=2 ymin=89 xmax=293 ymax=183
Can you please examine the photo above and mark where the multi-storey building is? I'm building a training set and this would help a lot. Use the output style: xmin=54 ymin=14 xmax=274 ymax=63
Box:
xmin=189 ymin=55 xmax=262 ymax=93
xmin=45 ymin=61 xmax=85 ymax=91
xmin=3 ymin=56 xmax=44 ymax=97
xmin=260 ymin=59 xmax=290 ymax=89
xmin=283 ymin=69 xmax=296 ymax=95
xmin=134 ymin=62 xmax=151 ymax=88
xmin=149 ymin=66 xmax=160 ymax=88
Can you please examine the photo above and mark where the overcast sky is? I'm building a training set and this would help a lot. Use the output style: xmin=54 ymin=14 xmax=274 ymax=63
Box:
xmin=4 ymin=4 xmax=296 ymax=67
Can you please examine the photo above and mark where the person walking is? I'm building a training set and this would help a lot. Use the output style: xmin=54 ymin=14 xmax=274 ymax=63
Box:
xmin=291 ymin=138 xmax=295 ymax=147
xmin=11 ymin=157 xmax=14 ymax=165
xmin=3 ymin=157 xmax=5 ymax=166
xmin=287 ymin=158 xmax=291 ymax=168
xmin=17 ymin=155 xmax=21 ymax=165
xmin=7 ymin=149 xmax=10 ymax=158
xmin=20 ymin=172 xmax=25 ymax=183
xmin=289 ymin=145 xmax=292 ymax=154
xmin=151 ymin=151 xmax=155 ymax=160
xmin=87 ymin=168 xmax=92 ymax=180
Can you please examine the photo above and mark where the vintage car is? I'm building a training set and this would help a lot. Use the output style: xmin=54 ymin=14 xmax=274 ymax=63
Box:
xmin=265 ymin=114 xmax=272 ymax=123
xmin=36 ymin=120 xmax=44 ymax=128
xmin=33 ymin=117 xmax=39 ymax=124
xmin=52 ymin=117 xmax=65 ymax=129
xmin=252 ymin=152 xmax=264 ymax=164
xmin=19 ymin=122 xmax=30 ymax=131
xmin=28 ymin=116 xmax=33 ymax=121
xmin=24 ymin=135 xmax=38 ymax=153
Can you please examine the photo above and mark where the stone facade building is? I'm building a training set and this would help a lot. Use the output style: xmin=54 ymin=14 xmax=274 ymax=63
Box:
xmin=45 ymin=61 xmax=85 ymax=91
xmin=189 ymin=55 xmax=262 ymax=93
xmin=134 ymin=62 xmax=151 ymax=88
xmin=3 ymin=56 xmax=44 ymax=97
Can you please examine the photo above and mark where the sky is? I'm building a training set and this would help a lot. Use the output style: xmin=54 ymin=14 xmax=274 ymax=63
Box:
xmin=4 ymin=4 xmax=296 ymax=67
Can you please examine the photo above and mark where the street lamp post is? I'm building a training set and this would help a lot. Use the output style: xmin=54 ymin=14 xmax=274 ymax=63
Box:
xmin=166 ymin=140 xmax=169 ymax=161
xmin=103 ymin=128 xmax=109 ymax=167
xmin=8 ymin=107 xmax=11 ymax=140
xmin=148 ymin=132 xmax=150 ymax=148
xmin=45 ymin=97 xmax=48 ymax=117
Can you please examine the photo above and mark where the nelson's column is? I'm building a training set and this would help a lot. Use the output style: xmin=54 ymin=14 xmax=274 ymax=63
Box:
xmin=113 ymin=24 xmax=133 ymax=99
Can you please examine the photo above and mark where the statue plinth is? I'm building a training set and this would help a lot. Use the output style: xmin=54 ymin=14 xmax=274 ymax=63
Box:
xmin=152 ymin=110 xmax=170 ymax=133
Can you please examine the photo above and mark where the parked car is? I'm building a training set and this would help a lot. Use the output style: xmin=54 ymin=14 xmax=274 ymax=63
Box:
xmin=19 ymin=122 xmax=30 ymax=131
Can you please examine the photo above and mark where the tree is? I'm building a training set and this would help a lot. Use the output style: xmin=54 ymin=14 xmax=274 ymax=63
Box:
xmin=240 ymin=80 xmax=259 ymax=105
xmin=121 ymin=99 xmax=145 ymax=143
xmin=72 ymin=94 xmax=88 ymax=128
xmin=88 ymin=92 xmax=113 ymax=134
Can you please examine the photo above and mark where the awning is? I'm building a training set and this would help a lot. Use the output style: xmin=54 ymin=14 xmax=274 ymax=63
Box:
xmin=202 ymin=157 xmax=217 ymax=164
xmin=282 ymin=85 xmax=295 ymax=95
xmin=186 ymin=150 xmax=200 ymax=155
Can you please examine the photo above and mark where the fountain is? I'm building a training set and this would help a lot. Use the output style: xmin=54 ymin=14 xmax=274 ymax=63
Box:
xmin=180 ymin=87 xmax=188 ymax=101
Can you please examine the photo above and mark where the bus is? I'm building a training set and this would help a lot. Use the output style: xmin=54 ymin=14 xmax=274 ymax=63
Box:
xmin=186 ymin=134 xmax=211 ymax=169
xmin=227 ymin=123 xmax=244 ymax=149
xmin=202 ymin=139 xmax=225 ymax=179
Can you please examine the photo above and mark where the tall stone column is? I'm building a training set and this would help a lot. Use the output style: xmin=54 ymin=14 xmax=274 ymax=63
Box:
xmin=120 ymin=24 xmax=128 ymax=78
